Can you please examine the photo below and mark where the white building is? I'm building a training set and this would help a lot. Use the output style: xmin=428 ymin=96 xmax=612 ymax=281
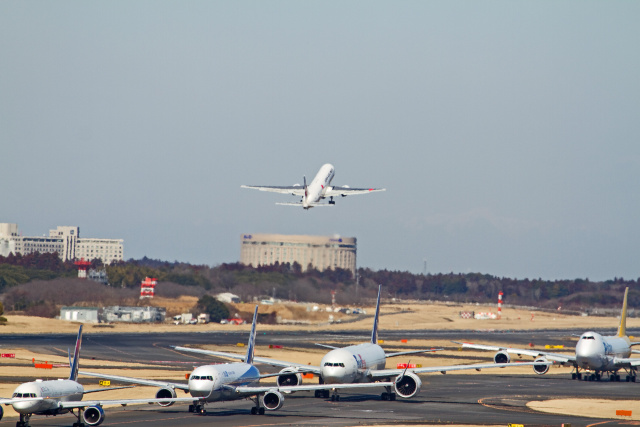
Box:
xmin=0 ymin=223 xmax=123 ymax=264
xmin=240 ymin=233 xmax=357 ymax=275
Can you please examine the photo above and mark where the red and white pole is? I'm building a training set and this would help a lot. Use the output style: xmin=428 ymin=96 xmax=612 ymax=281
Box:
xmin=498 ymin=291 xmax=503 ymax=319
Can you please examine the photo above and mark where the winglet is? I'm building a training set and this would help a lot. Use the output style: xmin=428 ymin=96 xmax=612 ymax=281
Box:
xmin=245 ymin=305 xmax=259 ymax=364
xmin=371 ymin=285 xmax=381 ymax=344
xmin=68 ymin=325 xmax=83 ymax=381
xmin=618 ymin=287 xmax=629 ymax=338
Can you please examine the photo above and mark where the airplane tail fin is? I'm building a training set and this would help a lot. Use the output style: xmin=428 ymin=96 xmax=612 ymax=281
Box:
xmin=245 ymin=305 xmax=259 ymax=365
xmin=371 ymin=285 xmax=381 ymax=345
xmin=618 ymin=287 xmax=629 ymax=338
xmin=68 ymin=325 xmax=83 ymax=381
xmin=303 ymin=176 xmax=308 ymax=200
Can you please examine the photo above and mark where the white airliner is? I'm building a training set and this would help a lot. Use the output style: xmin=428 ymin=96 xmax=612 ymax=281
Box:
xmin=174 ymin=286 xmax=551 ymax=401
xmin=454 ymin=287 xmax=640 ymax=382
xmin=0 ymin=325 xmax=191 ymax=427
xmin=241 ymin=163 xmax=385 ymax=209
xmin=80 ymin=306 xmax=394 ymax=416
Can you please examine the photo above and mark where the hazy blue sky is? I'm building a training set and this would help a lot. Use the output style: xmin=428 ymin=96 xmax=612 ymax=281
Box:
xmin=2 ymin=1 xmax=639 ymax=281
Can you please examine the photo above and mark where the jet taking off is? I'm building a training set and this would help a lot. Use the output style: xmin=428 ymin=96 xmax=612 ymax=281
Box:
xmin=0 ymin=325 xmax=188 ymax=427
xmin=454 ymin=287 xmax=640 ymax=382
xmin=241 ymin=163 xmax=385 ymax=209
xmin=81 ymin=306 xmax=393 ymax=416
xmin=175 ymin=286 xmax=550 ymax=402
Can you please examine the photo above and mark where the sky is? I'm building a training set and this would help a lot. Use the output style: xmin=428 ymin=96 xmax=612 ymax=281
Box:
xmin=1 ymin=1 xmax=639 ymax=281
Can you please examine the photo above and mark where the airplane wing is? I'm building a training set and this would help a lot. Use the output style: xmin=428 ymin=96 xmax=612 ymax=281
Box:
xmin=0 ymin=397 xmax=43 ymax=405
xmin=385 ymin=349 xmax=442 ymax=358
xmin=452 ymin=341 xmax=575 ymax=364
xmin=235 ymin=381 xmax=395 ymax=397
xmin=368 ymin=360 xmax=554 ymax=379
xmin=241 ymin=185 xmax=305 ymax=196
xmin=83 ymin=385 xmax=134 ymax=394
xmin=57 ymin=396 xmax=195 ymax=409
xmin=613 ymin=357 xmax=640 ymax=367
xmin=79 ymin=371 xmax=190 ymax=391
xmin=325 ymin=186 xmax=386 ymax=197
xmin=171 ymin=346 xmax=323 ymax=375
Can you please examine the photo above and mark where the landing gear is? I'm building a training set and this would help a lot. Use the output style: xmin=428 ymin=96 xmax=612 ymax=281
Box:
xmin=609 ymin=373 xmax=621 ymax=382
xmin=571 ymin=371 xmax=582 ymax=380
xmin=189 ymin=402 xmax=206 ymax=415
xmin=330 ymin=393 xmax=340 ymax=401
xmin=314 ymin=389 xmax=330 ymax=398
xmin=328 ymin=197 xmax=335 ymax=205
xmin=249 ymin=396 xmax=265 ymax=415
xmin=381 ymin=385 xmax=396 ymax=401
xmin=16 ymin=414 xmax=31 ymax=427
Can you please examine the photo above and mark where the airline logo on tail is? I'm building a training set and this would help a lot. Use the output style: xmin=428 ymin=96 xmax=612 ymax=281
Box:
xmin=68 ymin=325 xmax=83 ymax=381
xmin=245 ymin=306 xmax=259 ymax=365
xmin=371 ymin=285 xmax=381 ymax=345
xmin=618 ymin=287 xmax=629 ymax=338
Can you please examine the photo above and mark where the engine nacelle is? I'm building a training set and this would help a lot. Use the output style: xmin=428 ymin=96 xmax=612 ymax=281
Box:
xmin=262 ymin=390 xmax=285 ymax=411
xmin=533 ymin=357 xmax=550 ymax=375
xmin=0 ymin=405 xmax=4 ymax=421
xmin=394 ymin=372 xmax=422 ymax=398
xmin=276 ymin=367 xmax=303 ymax=387
xmin=83 ymin=406 xmax=105 ymax=426
xmin=155 ymin=387 xmax=177 ymax=407
xmin=494 ymin=351 xmax=511 ymax=364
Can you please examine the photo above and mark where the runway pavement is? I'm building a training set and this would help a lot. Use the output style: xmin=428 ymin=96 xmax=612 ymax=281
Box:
xmin=1 ymin=329 xmax=639 ymax=426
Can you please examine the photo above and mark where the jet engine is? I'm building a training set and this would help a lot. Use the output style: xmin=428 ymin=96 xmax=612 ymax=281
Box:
xmin=276 ymin=367 xmax=303 ymax=387
xmin=494 ymin=351 xmax=511 ymax=364
xmin=262 ymin=390 xmax=285 ymax=411
xmin=394 ymin=372 xmax=422 ymax=398
xmin=533 ymin=357 xmax=550 ymax=375
xmin=155 ymin=387 xmax=177 ymax=406
xmin=0 ymin=405 xmax=4 ymax=421
xmin=83 ymin=405 xmax=105 ymax=426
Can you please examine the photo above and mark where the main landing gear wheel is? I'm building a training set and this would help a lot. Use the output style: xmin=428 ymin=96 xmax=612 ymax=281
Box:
xmin=189 ymin=403 xmax=206 ymax=414
xmin=381 ymin=392 xmax=396 ymax=401
xmin=250 ymin=406 xmax=265 ymax=415
xmin=330 ymin=394 xmax=340 ymax=401
xmin=315 ymin=390 xmax=330 ymax=398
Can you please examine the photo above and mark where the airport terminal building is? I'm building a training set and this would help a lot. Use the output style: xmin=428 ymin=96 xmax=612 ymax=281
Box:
xmin=0 ymin=223 xmax=123 ymax=264
xmin=240 ymin=233 xmax=356 ymax=275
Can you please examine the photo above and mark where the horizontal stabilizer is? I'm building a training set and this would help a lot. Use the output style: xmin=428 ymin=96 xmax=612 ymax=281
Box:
xmin=275 ymin=202 xmax=334 ymax=207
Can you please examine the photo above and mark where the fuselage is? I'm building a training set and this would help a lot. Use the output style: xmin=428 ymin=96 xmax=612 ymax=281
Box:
xmin=11 ymin=379 xmax=83 ymax=415
xmin=575 ymin=331 xmax=632 ymax=372
xmin=320 ymin=343 xmax=386 ymax=384
xmin=303 ymin=163 xmax=335 ymax=208
xmin=188 ymin=362 xmax=261 ymax=402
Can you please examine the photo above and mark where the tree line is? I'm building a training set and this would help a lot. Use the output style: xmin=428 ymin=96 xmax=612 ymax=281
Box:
xmin=0 ymin=253 xmax=638 ymax=310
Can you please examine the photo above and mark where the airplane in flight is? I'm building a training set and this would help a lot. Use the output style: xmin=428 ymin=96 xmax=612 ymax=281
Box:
xmin=174 ymin=286 xmax=551 ymax=401
xmin=453 ymin=287 xmax=640 ymax=382
xmin=0 ymin=325 xmax=192 ymax=427
xmin=241 ymin=163 xmax=385 ymax=209
xmin=80 ymin=306 xmax=395 ymax=416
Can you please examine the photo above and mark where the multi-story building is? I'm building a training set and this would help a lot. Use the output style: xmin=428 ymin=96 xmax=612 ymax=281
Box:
xmin=0 ymin=223 xmax=123 ymax=264
xmin=240 ymin=233 xmax=357 ymax=276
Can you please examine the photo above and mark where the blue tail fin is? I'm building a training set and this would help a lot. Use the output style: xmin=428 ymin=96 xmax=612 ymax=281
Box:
xmin=245 ymin=306 xmax=258 ymax=365
xmin=371 ymin=285 xmax=381 ymax=344
xmin=68 ymin=325 xmax=83 ymax=381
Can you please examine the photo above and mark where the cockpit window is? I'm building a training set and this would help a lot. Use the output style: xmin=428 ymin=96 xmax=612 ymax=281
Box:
xmin=190 ymin=375 xmax=213 ymax=381
xmin=323 ymin=362 xmax=345 ymax=367
xmin=581 ymin=336 xmax=595 ymax=340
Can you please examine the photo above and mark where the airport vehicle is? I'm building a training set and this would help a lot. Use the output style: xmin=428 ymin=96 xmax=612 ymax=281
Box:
xmin=174 ymin=286 xmax=551 ymax=401
xmin=241 ymin=163 xmax=385 ymax=209
xmin=0 ymin=325 xmax=191 ymax=427
xmin=80 ymin=306 xmax=394 ymax=415
xmin=454 ymin=287 xmax=640 ymax=381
